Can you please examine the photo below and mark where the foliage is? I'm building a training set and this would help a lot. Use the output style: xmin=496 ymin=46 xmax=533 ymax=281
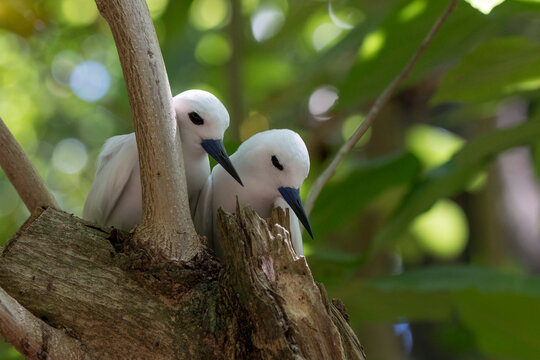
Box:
xmin=2 ymin=0 xmax=540 ymax=358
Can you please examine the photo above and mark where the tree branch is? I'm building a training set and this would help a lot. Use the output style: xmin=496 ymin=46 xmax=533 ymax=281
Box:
xmin=305 ymin=0 xmax=458 ymax=214
xmin=0 ymin=117 xmax=58 ymax=212
xmin=94 ymin=0 xmax=202 ymax=262
xmin=0 ymin=285 xmax=87 ymax=359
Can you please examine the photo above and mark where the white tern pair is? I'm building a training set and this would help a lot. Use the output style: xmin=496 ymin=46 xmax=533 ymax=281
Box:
xmin=83 ymin=90 xmax=312 ymax=256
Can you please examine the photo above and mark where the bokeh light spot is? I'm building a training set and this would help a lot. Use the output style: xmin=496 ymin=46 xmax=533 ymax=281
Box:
xmin=359 ymin=30 xmax=386 ymax=60
xmin=312 ymin=22 xmax=342 ymax=52
xmin=240 ymin=111 xmax=269 ymax=141
xmin=398 ymin=0 xmax=427 ymax=22
xmin=342 ymin=114 xmax=371 ymax=146
xmin=70 ymin=61 xmax=111 ymax=102
xmin=303 ymin=242 xmax=314 ymax=257
xmin=309 ymin=85 xmax=338 ymax=120
xmin=190 ymin=0 xmax=228 ymax=30
xmin=411 ymin=199 xmax=469 ymax=260
xmin=466 ymin=171 xmax=488 ymax=192
xmin=465 ymin=0 xmax=505 ymax=14
xmin=52 ymin=138 xmax=88 ymax=174
xmin=147 ymin=0 xmax=169 ymax=18
xmin=393 ymin=322 xmax=413 ymax=353
xmin=195 ymin=33 xmax=232 ymax=66
xmin=60 ymin=0 xmax=99 ymax=26
xmin=52 ymin=51 xmax=82 ymax=86
xmin=242 ymin=0 xmax=260 ymax=14
xmin=328 ymin=2 xmax=364 ymax=29
xmin=251 ymin=5 xmax=285 ymax=42
xmin=405 ymin=124 xmax=464 ymax=170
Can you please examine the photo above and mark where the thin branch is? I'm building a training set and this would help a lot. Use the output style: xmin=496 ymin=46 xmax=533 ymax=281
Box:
xmin=305 ymin=0 xmax=458 ymax=214
xmin=94 ymin=0 xmax=202 ymax=262
xmin=0 ymin=286 xmax=88 ymax=359
xmin=0 ymin=117 xmax=58 ymax=212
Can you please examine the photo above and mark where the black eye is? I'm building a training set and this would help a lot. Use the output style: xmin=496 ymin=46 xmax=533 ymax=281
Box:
xmin=188 ymin=112 xmax=204 ymax=125
xmin=271 ymin=155 xmax=283 ymax=171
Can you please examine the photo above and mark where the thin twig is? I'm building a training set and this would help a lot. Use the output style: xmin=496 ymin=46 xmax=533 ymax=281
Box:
xmin=305 ymin=0 xmax=458 ymax=214
xmin=0 ymin=117 xmax=59 ymax=212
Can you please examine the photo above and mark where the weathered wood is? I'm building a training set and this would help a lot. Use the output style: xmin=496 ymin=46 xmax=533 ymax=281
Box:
xmin=0 ymin=118 xmax=58 ymax=212
xmin=0 ymin=284 xmax=88 ymax=359
xmin=218 ymin=205 xmax=366 ymax=359
xmin=0 ymin=207 xmax=364 ymax=359
xmin=0 ymin=208 xmax=220 ymax=359
xmin=93 ymin=0 xmax=202 ymax=263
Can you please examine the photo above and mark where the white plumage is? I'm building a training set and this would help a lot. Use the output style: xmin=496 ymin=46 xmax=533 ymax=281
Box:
xmin=195 ymin=129 xmax=312 ymax=257
xmin=83 ymin=89 xmax=241 ymax=230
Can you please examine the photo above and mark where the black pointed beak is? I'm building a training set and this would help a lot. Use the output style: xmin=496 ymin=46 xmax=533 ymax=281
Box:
xmin=201 ymin=139 xmax=243 ymax=186
xmin=278 ymin=187 xmax=313 ymax=238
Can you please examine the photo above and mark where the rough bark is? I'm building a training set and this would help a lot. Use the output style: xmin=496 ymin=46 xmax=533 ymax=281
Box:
xmin=93 ymin=0 xmax=202 ymax=263
xmin=0 ymin=281 xmax=87 ymax=359
xmin=0 ymin=117 xmax=58 ymax=212
xmin=0 ymin=206 xmax=365 ymax=359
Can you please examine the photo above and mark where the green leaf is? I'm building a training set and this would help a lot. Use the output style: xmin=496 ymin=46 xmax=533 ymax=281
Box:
xmin=368 ymin=265 xmax=540 ymax=296
xmin=310 ymin=153 xmax=420 ymax=238
xmin=326 ymin=279 xmax=454 ymax=325
xmin=368 ymin=117 xmax=540 ymax=260
xmin=457 ymin=291 xmax=540 ymax=359
xmin=338 ymin=1 xmax=497 ymax=110
xmin=328 ymin=265 xmax=540 ymax=359
xmin=433 ymin=37 xmax=540 ymax=103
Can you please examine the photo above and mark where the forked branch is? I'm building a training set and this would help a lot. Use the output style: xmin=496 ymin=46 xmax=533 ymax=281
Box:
xmin=0 ymin=117 xmax=58 ymax=212
xmin=305 ymin=0 xmax=458 ymax=214
xmin=94 ymin=0 xmax=202 ymax=262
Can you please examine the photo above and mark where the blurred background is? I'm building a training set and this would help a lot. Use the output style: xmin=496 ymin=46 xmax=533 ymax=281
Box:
xmin=1 ymin=0 xmax=540 ymax=358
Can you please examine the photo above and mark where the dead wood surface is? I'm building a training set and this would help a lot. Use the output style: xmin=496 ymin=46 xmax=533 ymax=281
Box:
xmin=0 ymin=207 xmax=365 ymax=359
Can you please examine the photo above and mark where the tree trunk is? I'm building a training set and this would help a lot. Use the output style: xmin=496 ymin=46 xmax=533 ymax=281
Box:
xmin=0 ymin=206 xmax=365 ymax=359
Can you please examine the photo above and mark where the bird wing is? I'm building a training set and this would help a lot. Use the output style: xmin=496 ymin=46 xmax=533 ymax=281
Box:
xmin=83 ymin=133 xmax=139 ymax=227
xmin=273 ymin=197 xmax=303 ymax=256
xmin=193 ymin=174 xmax=216 ymax=250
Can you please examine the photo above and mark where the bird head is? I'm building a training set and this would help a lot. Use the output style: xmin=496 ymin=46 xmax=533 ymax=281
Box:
xmin=174 ymin=90 xmax=242 ymax=185
xmin=235 ymin=129 xmax=312 ymax=237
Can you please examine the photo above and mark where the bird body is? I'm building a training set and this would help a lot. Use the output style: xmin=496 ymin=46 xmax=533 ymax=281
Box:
xmin=83 ymin=90 xmax=241 ymax=230
xmin=195 ymin=129 xmax=311 ymax=256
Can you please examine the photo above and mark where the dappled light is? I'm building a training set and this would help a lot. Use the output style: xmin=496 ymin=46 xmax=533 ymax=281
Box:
xmin=465 ymin=0 xmax=505 ymax=14
xmin=189 ymin=0 xmax=229 ymax=30
xmin=147 ymin=0 xmax=169 ymax=18
xmin=398 ymin=0 xmax=427 ymax=22
xmin=341 ymin=114 xmax=371 ymax=146
xmin=308 ymin=85 xmax=338 ymax=120
xmin=250 ymin=5 xmax=285 ymax=42
xmin=195 ymin=33 xmax=232 ymax=65
xmin=405 ymin=124 xmax=464 ymax=170
xmin=359 ymin=29 xmax=386 ymax=61
xmin=60 ymin=0 xmax=98 ymax=26
xmin=69 ymin=61 xmax=110 ymax=102
xmin=52 ymin=138 xmax=88 ymax=175
xmin=410 ymin=199 xmax=469 ymax=260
